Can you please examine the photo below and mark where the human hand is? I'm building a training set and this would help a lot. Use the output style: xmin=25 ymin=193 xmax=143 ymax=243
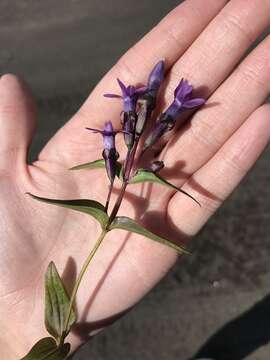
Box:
xmin=1 ymin=0 xmax=270 ymax=358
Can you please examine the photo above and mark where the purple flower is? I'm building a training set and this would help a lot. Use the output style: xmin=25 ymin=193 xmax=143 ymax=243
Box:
xmin=164 ymin=78 xmax=205 ymax=121
xmin=147 ymin=60 xmax=165 ymax=97
xmin=135 ymin=61 xmax=165 ymax=136
xmin=104 ymin=79 xmax=147 ymax=113
xmin=86 ymin=121 xmax=120 ymax=183
xmin=143 ymin=79 xmax=205 ymax=151
xmin=86 ymin=121 xmax=117 ymax=151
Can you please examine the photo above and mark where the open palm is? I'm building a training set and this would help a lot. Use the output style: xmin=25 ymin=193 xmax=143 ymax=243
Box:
xmin=1 ymin=0 xmax=270 ymax=358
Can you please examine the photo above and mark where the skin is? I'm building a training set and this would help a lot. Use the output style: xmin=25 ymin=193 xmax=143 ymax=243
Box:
xmin=0 ymin=0 xmax=270 ymax=358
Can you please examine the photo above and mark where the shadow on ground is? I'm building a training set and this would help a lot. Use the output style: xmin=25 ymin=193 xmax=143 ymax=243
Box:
xmin=193 ymin=294 xmax=270 ymax=360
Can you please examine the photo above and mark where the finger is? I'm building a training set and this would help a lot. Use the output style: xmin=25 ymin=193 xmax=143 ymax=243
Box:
xmin=150 ymin=0 xmax=270 ymax=154
xmin=163 ymin=34 xmax=270 ymax=181
xmin=165 ymin=0 xmax=270 ymax=102
xmin=79 ymin=0 xmax=228 ymax=120
xmin=168 ymin=104 xmax=270 ymax=237
xmin=40 ymin=0 xmax=228 ymax=163
xmin=0 ymin=75 xmax=36 ymax=169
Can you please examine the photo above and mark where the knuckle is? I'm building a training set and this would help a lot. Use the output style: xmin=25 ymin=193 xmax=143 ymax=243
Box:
xmin=223 ymin=12 xmax=254 ymax=43
xmin=222 ymin=148 xmax=247 ymax=173
xmin=238 ymin=60 xmax=269 ymax=87
xmin=189 ymin=117 xmax=223 ymax=151
xmin=159 ymin=25 xmax=183 ymax=47
xmin=113 ymin=54 xmax=136 ymax=83
xmin=198 ymin=193 xmax=223 ymax=214
xmin=113 ymin=44 xmax=144 ymax=83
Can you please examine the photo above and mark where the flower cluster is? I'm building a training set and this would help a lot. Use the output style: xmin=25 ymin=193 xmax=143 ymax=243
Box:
xmin=88 ymin=60 xmax=205 ymax=186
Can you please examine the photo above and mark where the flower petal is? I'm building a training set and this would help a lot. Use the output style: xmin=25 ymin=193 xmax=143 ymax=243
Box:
xmin=135 ymin=86 xmax=148 ymax=96
xmin=183 ymin=98 xmax=205 ymax=109
xmin=174 ymin=78 xmax=193 ymax=99
xmin=117 ymin=78 xmax=128 ymax=97
xmin=104 ymin=93 xmax=123 ymax=99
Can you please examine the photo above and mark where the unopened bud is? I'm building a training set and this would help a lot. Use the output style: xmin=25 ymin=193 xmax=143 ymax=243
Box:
xmin=150 ymin=161 xmax=164 ymax=173
xmin=147 ymin=60 xmax=165 ymax=98
xmin=123 ymin=111 xmax=136 ymax=149
xmin=135 ymin=98 xmax=148 ymax=136
xmin=102 ymin=148 xmax=119 ymax=183
xmin=143 ymin=120 xmax=169 ymax=151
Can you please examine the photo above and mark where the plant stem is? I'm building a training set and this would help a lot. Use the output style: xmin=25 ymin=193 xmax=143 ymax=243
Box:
xmin=123 ymin=137 xmax=139 ymax=182
xmin=61 ymin=229 xmax=107 ymax=342
xmin=105 ymin=181 xmax=114 ymax=212
xmin=107 ymin=181 xmax=127 ymax=227
xmin=61 ymin=122 xmax=143 ymax=345
xmin=107 ymin=135 xmax=141 ymax=227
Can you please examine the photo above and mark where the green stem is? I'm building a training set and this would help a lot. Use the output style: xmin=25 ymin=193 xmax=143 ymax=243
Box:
xmin=62 ymin=229 xmax=107 ymax=341
xmin=61 ymin=131 xmax=142 ymax=345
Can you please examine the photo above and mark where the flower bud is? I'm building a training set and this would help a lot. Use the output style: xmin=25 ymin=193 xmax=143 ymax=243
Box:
xmin=123 ymin=111 xmax=136 ymax=149
xmin=102 ymin=148 xmax=119 ymax=183
xmin=143 ymin=120 xmax=169 ymax=151
xmin=147 ymin=60 xmax=165 ymax=98
xmin=150 ymin=161 xmax=164 ymax=173
xmin=86 ymin=121 xmax=120 ymax=183
xmin=138 ymin=60 xmax=165 ymax=115
xmin=135 ymin=98 xmax=148 ymax=136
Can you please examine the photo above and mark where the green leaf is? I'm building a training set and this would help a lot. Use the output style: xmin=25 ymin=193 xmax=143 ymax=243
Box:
xmin=45 ymin=262 xmax=76 ymax=341
xmin=69 ymin=159 xmax=106 ymax=170
xmin=69 ymin=158 xmax=122 ymax=177
xmin=129 ymin=169 xmax=200 ymax=206
xmin=20 ymin=337 xmax=70 ymax=360
xmin=109 ymin=216 xmax=190 ymax=255
xmin=27 ymin=193 xmax=109 ymax=229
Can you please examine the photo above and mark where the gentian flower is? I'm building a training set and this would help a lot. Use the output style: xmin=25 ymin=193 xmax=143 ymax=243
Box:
xmin=136 ymin=60 xmax=165 ymax=135
xmin=86 ymin=121 xmax=120 ymax=183
xmin=164 ymin=78 xmax=205 ymax=122
xmin=143 ymin=79 xmax=205 ymax=150
xmin=104 ymin=79 xmax=147 ymax=113
xmin=105 ymin=79 xmax=147 ymax=149
xmin=147 ymin=60 xmax=165 ymax=99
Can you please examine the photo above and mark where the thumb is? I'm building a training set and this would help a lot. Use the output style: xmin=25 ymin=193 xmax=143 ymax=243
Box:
xmin=0 ymin=74 xmax=37 ymax=168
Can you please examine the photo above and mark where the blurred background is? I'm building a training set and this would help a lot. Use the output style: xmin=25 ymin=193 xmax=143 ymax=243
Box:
xmin=1 ymin=1 xmax=270 ymax=359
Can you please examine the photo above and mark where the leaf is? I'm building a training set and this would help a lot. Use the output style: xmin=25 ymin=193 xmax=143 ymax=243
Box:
xmin=69 ymin=158 xmax=122 ymax=177
xmin=109 ymin=216 xmax=190 ymax=255
xmin=45 ymin=262 xmax=76 ymax=341
xmin=27 ymin=193 xmax=109 ymax=229
xmin=129 ymin=169 xmax=200 ymax=206
xmin=21 ymin=337 xmax=70 ymax=360
xmin=69 ymin=159 xmax=106 ymax=171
